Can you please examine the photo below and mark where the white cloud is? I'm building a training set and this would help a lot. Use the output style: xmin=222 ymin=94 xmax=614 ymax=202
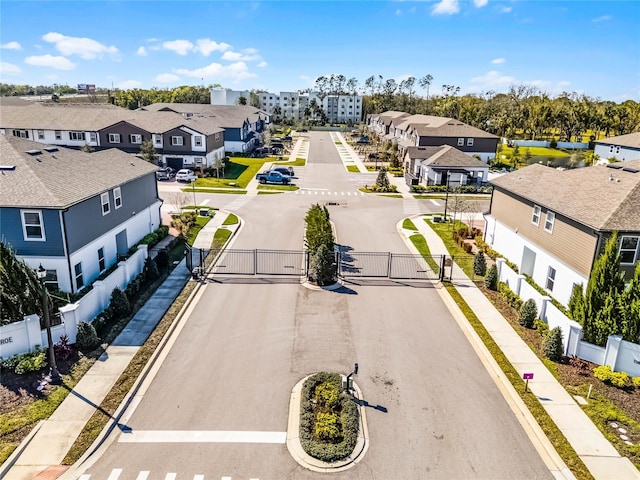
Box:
xmin=117 ymin=80 xmax=143 ymax=89
xmin=474 ymin=0 xmax=488 ymax=7
xmin=137 ymin=46 xmax=147 ymax=56
xmin=174 ymin=61 xmax=256 ymax=83
xmin=257 ymin=61 xmax=268 ymax=68
xmin=195 ymin=38 xmax=231 ymax=56
xmin=432 ymin=0 xmax=459 ymax=15
xmin=163 ymin=39 xmax=194 ymax=55
xmin=469 ymin=70 xmax=516 ymax=90
xmin=1 ymin=41 xmax=21 ymax=50
xmin=42 ymin=32 xmax=118 ymax=59
xmin=25 ymin=54 xmax=76 ymax=70
xmin=221 ymin=49 xmax=261 ymax=62
xmin=155 ymin=73 xmax=181 ymax=83
xmin=491 ymin=57 xmax=506 ymax=64
xmin=396 ymin=9 xmax=402 ymax=15
xmin=502 ymin=6 xmax=512 ymax=13
xmin=0 ymin=62 xmax=21 ymax=75
xmin=592 ymin=15 xmax=612 ymax=22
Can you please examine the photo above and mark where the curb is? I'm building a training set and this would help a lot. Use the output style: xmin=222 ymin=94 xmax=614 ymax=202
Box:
xmin=286 ymin=375 xmax=369 ymax=473
xmin=0 ymin=421 xmax=44 ymax=479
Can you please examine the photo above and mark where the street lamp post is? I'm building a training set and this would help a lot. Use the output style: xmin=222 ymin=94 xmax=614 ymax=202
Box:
xmin=36 ymin=264 xmax=61 ymax=384
xmin=443 ymin=171 xmax=452 ymax=222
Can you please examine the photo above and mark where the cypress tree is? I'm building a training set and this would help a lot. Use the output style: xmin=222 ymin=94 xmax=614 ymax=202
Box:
xmin=621 ymin=263 xmax=640 ymax=343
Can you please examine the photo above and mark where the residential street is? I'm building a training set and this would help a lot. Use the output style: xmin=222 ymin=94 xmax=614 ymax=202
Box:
xmin=78 ymin=132 xmax=549 ymax=480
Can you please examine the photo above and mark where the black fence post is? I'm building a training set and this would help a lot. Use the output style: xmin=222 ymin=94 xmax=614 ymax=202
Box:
xmin=387 ymin=252 xmax=392 ymax=278
xmin=254 ymin=249 xmax=258 ymax=275
xmin=439 ymin=255 xmax=445 ymax=282
xmin=449 ymin=256 xmax=454 ymax=281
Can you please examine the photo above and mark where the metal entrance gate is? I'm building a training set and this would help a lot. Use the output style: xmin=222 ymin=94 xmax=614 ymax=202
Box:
xmin=337 ymin=251 xmax=443 ymax=281
xmin=196 ymin=249 xmax=308 ymax=276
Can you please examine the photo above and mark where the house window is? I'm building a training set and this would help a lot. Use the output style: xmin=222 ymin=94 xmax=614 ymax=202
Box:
xmin=467 ymin=138 xmax=474 ymax=147
xmin=113 ymin=187 xmax=122 ymax=209
xmin=531 ymin=205 xmax=541 ymax=226
xmin=43 ymin=270 xmax=59 ymax=290
xmin=544 ymin=211 xmax=555 ymax=233
xmin=457 ymin=137 xmax=464 ymax=146
xmin=55 ymin=130 xmax=62 ymax=140
xmin=620 ymin=236 xmax=640 ymax=264
xmin=214 ymin=133 xmax=221 ymax=141
xmin=153 ymin=134 xmax=162 ymax=144
xmin=101 ymin=192 xmax=110 ymax=215
xmin=98 ymin=247 xmax=105 ymax=272
xmin=171 ymin=136 xmax=184 ymax=146
xmin=194 ymin=136 xmax=203 ymax=147
xmin=546 ymin=266 xmax=556 ymax=291
xmin=69 ymin=131 xmax=85 ymax=141
xmin=74 ymin=262 xmax=84 ymax=290
xmin=38 ymin=130 xmax=45 ymax=140
xmin=130 ymin=134 xmax=142 ymax=144
xmin=21 ymin=210 xmax=45 ymax=241
xmin=610 ymin=146 xmax=615 ymax=153
xmin=12 ymin=129 xmax=29 ymax=138
xmin=108 ymin=133 xmax=121 ymax=143
xmin=616 ymin=146 xmax=621 ymax=154
xmin=90 ymin=132 xmax=97 ymax=142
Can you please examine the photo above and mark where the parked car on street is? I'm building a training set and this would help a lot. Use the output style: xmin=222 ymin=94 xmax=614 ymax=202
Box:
xmin=156 ymin=167 xmax=176 ymax=181
xmin=272 ymin=166 xmax=295 ymax=177
xmin=255 ymin=170 xmax=291 ymax=185
xmin=175 ymin=169 xmax=197 ymax=183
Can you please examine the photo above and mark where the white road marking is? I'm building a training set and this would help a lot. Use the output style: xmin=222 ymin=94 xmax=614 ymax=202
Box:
xmin=136 ymin=472 xmax=150 ymax=480
xmin=78 ymin=475 xmax=91 ymax=480
xmin=119 ymin=430 xmax=287 ymax=444
xmin=221 ymin=477 xmax=232 ymax=480
xmin=164 ymin=474 xmax=176 ymax=480
xmin=193 ymin=475 xmax=204 ymax=480
xmin=199 ymin=199 xmax=210 ymax=206
xmin=107 ymin=469 xmax=122 ymax=480
xmin=430 ymin=199 xmax=440 ymax=205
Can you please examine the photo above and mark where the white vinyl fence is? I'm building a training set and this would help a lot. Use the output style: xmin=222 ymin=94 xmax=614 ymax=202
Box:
xmin=503 ymin=139 xmax=589 ymax=149
xmin=495 ymin=258 xmax=640 ymax=377
xmin=0 ymin=245 xmax=148 ymax=359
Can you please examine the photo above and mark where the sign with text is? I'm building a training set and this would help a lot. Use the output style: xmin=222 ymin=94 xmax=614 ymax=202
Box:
xmin=523 ymin=373 xmax=534 ymax=380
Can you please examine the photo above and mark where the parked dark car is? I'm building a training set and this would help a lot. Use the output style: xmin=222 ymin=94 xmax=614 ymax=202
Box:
xmin=282 ymin=136 xmax=293 ymax=142
xmin=156 ymin=167 xmax=175 ymax=181
xmin=356 ymin=136 xmax=370 ymax=144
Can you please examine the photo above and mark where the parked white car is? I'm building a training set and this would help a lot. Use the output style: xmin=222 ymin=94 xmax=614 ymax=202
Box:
xmin=175 ymin=169 xmax=197 ymax=183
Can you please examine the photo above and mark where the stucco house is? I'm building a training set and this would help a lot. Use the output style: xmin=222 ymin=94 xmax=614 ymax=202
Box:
xmin=594 ymin=132 xmax=640 ymax=162
xmin=484 ymin=160 xmax=640 ymax=306
xmin=138 ymin=103 xmax=269 ymax=154
xmin=0 ymin=136 xmax=161 ymax=293
xmin=404 ymin=145 xmax=489 ymax=187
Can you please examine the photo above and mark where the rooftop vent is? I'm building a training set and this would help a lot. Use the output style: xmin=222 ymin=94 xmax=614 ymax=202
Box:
xmin=43 ymin=147 xmax=59 ymax=153
xmin=25 ymin=149 xmax=41 ymax=156
xmin=622 ymin=167 xmax=639 ymax=173
xmin=607 ymin=164 xmax=623 ymax=170
xmin=0 ymin=165 xmax=16 ymax=171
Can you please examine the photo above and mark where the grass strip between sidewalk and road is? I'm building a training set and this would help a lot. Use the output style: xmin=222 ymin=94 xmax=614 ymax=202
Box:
xmin=410 ymin=217 xmax=593 ymax=479
xmin=442 ymin=285 xmax=594 ymax=480
xmin=275 ymin=157 xmax=306 ymax=167
xmin=62 ymin=281 xmax=197 ymax=465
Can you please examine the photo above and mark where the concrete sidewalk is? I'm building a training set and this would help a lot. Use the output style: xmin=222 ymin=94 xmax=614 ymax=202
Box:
xmin=403 ymin=216 xmax=640 ymax=480
xmin=1 ymin=215 xmax=236 ymax=480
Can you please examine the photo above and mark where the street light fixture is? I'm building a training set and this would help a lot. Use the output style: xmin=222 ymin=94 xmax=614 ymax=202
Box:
xmin=443 ymin=170 xmax=452 ymax=222
xmin=36 ymin=264 xmax=61 ymax=384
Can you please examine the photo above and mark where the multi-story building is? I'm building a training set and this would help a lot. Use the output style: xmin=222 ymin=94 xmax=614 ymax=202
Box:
xmin=210 ymin=88 xmax=250 ymax=106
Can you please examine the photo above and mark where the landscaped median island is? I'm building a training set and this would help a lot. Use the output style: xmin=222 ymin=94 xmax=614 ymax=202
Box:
xmin=300 ymin=373 xmax=360 ymax=462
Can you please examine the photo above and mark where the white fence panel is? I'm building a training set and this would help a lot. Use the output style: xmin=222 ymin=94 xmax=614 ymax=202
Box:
xmin=498 ymin=262 xmax=520 ymax=290
xmin=513 ymin=140 xmax=548 ymax=147
xmin=613 ymin=340 xmax=640 ymax=378
xmin=577 ymin=341 xmax=606 ymax=364
xmin=557 ymin=142 xmax=589 ymax=149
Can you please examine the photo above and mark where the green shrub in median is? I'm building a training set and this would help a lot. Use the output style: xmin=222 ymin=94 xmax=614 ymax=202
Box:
xmin=543 ymin=326 xmax=564 ymax=361
xmin=485 ymin=265 xmax=498 ymax=290
xmin=473 ymin=251 xmax=487 ymax=277
xmin=76 ymin=321 xmax=99 ymax=351
xmin=1 ymin=347 xmax=46 ymax=374
xmin=109 ymin=288 xmax=131 ymax=317
xmin=300 ymin=372 xmax=359 ymax=462
xmin=593 ymin=365 xmax=631 ymax=388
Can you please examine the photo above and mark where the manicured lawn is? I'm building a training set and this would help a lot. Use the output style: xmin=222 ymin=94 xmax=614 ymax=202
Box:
xmin=186 ymin=216 xmax=211 ymax=246
xmin=182 ymin=188 xmax=247 ymax=195
xmin=275 ymin=157 xmax=306 ymax=167
xmin=257 ymin=184 xmax=299 ymax=191
xmin=346 ymin=165 xmax=360 ymax=172
xmin=222 ymin=213 xmax=238 ymax=225
xmin=409 ymin=234 xmax=440 ymax=274
xmin=402 ymin=218 xmax=417 ymax=230
xmin=194 ymin=157 xmax=275 ymax=188
xmin=501 ymin=146 xmax=571 ymax=158
xmin=211 ymin=228 xmax=232 ymax=250
xmin=257 ymin=191 xmax=282 ymax=195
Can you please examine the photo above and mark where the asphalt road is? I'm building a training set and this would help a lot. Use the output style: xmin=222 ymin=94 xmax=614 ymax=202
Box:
xmin=82 ymin=132 xmax=550 ymax=480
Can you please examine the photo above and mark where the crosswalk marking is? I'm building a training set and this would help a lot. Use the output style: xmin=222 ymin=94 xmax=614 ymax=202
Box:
xmin=295 ymin=190 xmax=363 ymax=196
xmin=430 ymin=199 xmax=440 ymax=206
xmin=119 ymin=430 xmax=287 ymax=443
xmin=107 ymin=469 xmax=122 ymax=480
xmin=80 ymin=469 xmax=260 ymax=480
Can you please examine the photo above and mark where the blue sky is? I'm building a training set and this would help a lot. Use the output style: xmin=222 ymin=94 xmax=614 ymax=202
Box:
xmin=1 ymin=1 xmax=638 ymax=101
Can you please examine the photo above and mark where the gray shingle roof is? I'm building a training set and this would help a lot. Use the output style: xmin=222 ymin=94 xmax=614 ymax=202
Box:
xmin=411 ymin=120 xmax=498 ymax=139
xmin=490 ymin=161 xmax=640 ymax=231
xmin=138 ymin=103 xmax=267 ymax=128
xmin=0 ymin=135 xmax=158 ymax=208
xmin=595 ymin=132 xmax=640 ymax=149
xmin=0 ymin=104 xmax=225 ymax=136
xmin=405 ymin=145 xmax=487 ymax=168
